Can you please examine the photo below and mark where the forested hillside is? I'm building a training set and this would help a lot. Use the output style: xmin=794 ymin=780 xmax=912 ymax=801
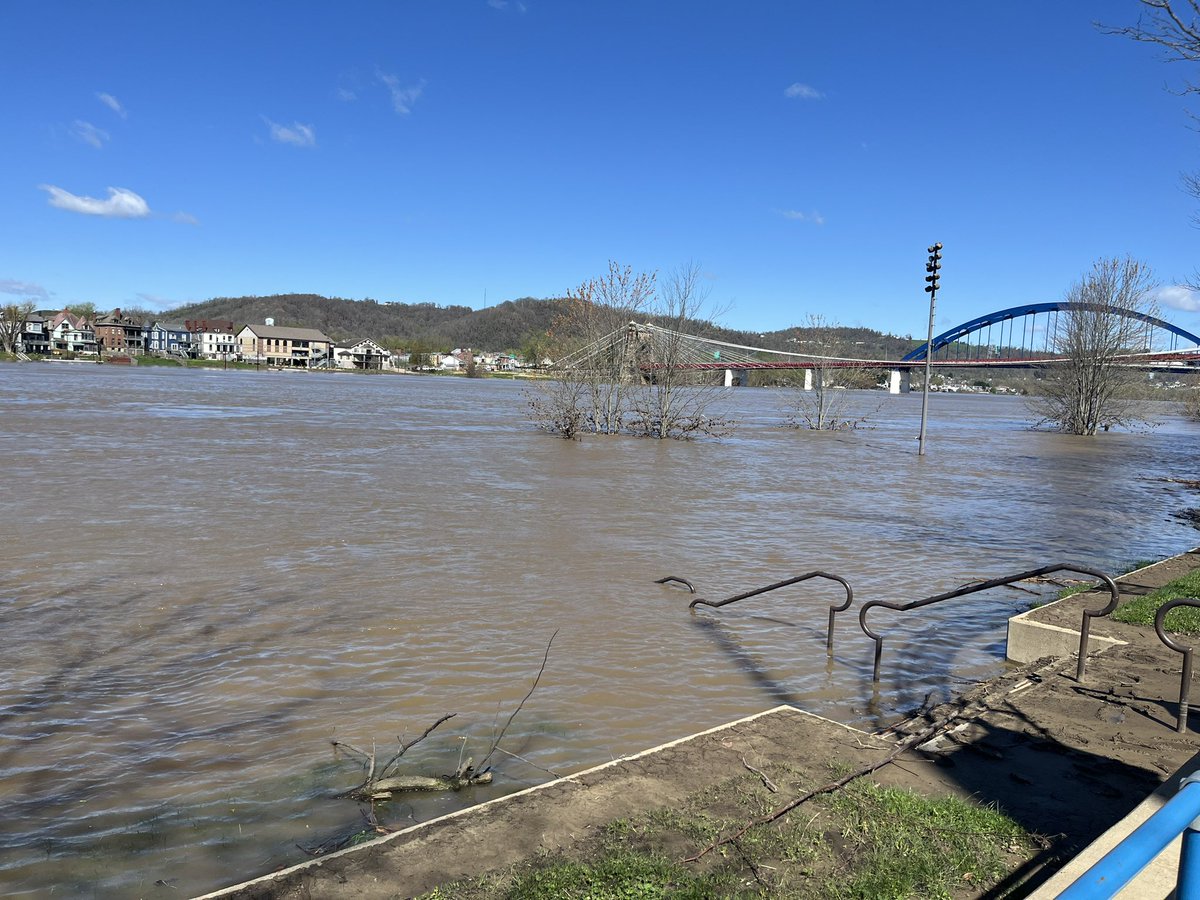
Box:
xmin=164 ymin=294 xmax=569 ymax=351
xmin=162 ymin=293 xmax=920 ymax=358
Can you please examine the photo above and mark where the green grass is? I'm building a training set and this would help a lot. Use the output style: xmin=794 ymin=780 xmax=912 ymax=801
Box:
xmin=1055 ymin=558 xmax=1163 ymax=602
xmin=1111 ymin=568 xmax=1200 ymax=633
xmin=824 ymin=780 xmax=1028 ymax=900
xmin=496 ymin=849 xmax=718 ymax=900
xmin=418 ymin=769 xmax=1034 ymax=900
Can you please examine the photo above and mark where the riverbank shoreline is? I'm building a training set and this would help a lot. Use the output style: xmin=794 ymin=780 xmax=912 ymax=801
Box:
xmin=196 ymin=549 xmax=1200 ymax=899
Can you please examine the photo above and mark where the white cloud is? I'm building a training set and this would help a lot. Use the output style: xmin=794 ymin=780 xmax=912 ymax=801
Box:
xmin=784 ymin=82 xmax=823 ymax=100
xmin=778 ymin=208 xmax=825 ymax=225
xmin=40 ymin=185 xmax=151 ymax=218
xmin=1155 ymin=284 xmax=1200 ymax=312
xmin=0 ymin=279 xmax=50 ymax=300
xmin=171 ymin=211 xmax=200 ymax=225
xmin=97 ymin=92 xmax=127 ymax=118
xmin=337 ymin=87 xmax=358 ymax=102
xmin=71 ymin=120 xmax=109 ymax=148
xmin=264 ymin=118 xmax=316 ymax=147
xmin=376 ymin=70 xmax=425 ymax=114
xmin=136 ymin=292 xmax=174 ymax=308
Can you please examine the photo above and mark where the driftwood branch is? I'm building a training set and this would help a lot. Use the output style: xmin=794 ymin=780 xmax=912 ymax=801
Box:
xmin=490 ymin=745 xmax=564 ymax=779
xmin=478 ymin=630 xmax=557 ymax=772
xmin=330 ymin=633 xmax=557 ymax=802
xmin=741 ymin=756 xmax=778 ymax=793
xmin=377 ymin=713 xmax=457 ymax=780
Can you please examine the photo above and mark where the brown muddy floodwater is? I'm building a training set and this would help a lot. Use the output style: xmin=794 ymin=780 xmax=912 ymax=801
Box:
xmin=1 ymin=363 xmax=1198 ymax=897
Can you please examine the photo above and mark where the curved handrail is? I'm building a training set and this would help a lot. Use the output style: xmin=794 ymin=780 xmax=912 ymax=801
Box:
xmin=1154 ymin=598 xmax=1200 ymax=733
xmin=858 ymin=563 xmax=1119 ymax=683
xmin=655 ymin=576 xmax=696 ymax=594
xmin=688 ymin=571 xmax=854 ymax=653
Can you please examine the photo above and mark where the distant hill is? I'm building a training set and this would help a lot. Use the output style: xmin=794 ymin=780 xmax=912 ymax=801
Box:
xmin=163 ymin=293 xmax=920 ymax=357
xmin=163 ymin=294 xmax=572 ymax=352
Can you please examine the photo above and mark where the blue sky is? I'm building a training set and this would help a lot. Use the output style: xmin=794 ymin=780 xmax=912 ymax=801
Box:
xmin=2 ymin=1 xmax=1198 ymax=337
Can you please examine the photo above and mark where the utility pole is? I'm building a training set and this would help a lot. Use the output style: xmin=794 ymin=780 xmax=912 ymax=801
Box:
xmin=918 ymin=242 xmax=942 ymax=456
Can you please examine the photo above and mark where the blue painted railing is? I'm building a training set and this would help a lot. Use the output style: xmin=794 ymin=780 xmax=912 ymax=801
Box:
xmin=1058 ymin=774 xmax=1200 ymax=898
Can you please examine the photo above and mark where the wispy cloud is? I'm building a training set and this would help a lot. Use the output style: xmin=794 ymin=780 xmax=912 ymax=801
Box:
xmin=376 ymin=69 xmax=425 ymax=115
xmin=71 ymin=120 xmax=110 ymax=149
xmin=0 ymin=278 xmax=50 ymax=300
xmin=784 ymin=82 xmax=823 ymax=100
xmin=488 ymin=0 xmax=527 ymax=11
xmin=264 ymin=118 xmax=316 ymax=147
xmin=778 ymin=208 xmax=825 ymax=225
xmin=1155 ymin=284 xmax=1200 ymax=312
xmin=97 ymin=92 xmax=127 ymax=118
xmin=337 ymin=87 xmax=358 ymax=102
xmin=136 ymin=292 xmax=175 ymax=308
xmin=40 ymin=185 xmax=151 ymax=218
xmin=171 ymin=211 xmax=200 ymax=225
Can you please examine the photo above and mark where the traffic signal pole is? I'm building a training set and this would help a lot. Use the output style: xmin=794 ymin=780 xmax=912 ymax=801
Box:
xmin=918 ymin=242 xmax=942 ymax=456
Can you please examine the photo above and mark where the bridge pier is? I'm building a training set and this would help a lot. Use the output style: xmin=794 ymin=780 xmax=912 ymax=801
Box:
xmin=723 ymin=368 xmax=748 ymax=387
xmin=803 ymin=370 xmax=814 ymax=391
xmin=888 ymin=369 xmax=911 ymax=394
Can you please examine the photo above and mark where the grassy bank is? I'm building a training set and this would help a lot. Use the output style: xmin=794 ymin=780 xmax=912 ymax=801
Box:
xmin=1112 ymin=567 xmax=1200 ymax=633
xmin=420 ymin=765 xmax=1035 ymax=900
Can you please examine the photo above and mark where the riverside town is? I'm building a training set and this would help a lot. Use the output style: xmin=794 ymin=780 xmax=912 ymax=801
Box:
xmin=8 ymin=3 xmax=1200 ymax=899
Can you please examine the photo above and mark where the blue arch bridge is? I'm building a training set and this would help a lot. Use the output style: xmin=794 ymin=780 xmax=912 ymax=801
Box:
xmin=555 ymin=302 xmax=1200 ymax=393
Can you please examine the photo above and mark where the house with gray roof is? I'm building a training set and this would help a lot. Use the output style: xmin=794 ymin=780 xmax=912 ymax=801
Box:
xmin=237 ymin=323 xmax=335 ymax=368
xmin=145 ymin=322 xmax=193 ymax=356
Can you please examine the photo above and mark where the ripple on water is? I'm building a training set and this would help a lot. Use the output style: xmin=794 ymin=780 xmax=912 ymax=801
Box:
xmin=1 ymin=368 xmax=1198 ymax=897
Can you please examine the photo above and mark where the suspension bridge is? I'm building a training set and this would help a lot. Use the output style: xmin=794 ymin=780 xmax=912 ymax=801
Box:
xmin=554 ymin=302 xmax=1200 ymax=392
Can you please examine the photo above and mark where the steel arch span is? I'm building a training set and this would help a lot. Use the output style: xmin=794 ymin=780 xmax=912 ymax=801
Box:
xmin=901 ymin=302 xmax=1200 ymax=362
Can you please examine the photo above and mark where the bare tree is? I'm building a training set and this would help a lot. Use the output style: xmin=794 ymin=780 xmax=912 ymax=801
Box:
xmin=1102 ymin=2 xmax=1200 ymax=232
xmin=628 ymin=263 xmax=733 ymax=439
xmin=555 ymin=262 xmax=656 ymax=436
xmin=0 ymin=301 xmax=35 ymax=354
xmin=527 ymin=261 xmax=732 ymax=440
xmin=1103 ymin=2 xmax=1200 ymax=93
xmin=526 ymin=374 xmax=590 ymax=439
xmin=1028 ymin=257 xmax=1158 ymax=435
xmin=780 ymin=314 xmax=879 ymax=430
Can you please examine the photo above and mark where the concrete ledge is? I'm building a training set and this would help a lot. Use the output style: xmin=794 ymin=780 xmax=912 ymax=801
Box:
xmin=1006 ymin=603 xmax=1126 ymax=664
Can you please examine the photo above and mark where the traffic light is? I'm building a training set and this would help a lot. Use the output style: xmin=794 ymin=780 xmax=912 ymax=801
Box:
xmin=924 ymin=242 xmax=942 ymax=294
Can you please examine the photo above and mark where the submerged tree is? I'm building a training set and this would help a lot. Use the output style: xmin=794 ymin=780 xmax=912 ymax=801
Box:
xmin=1028 ymin=257 xmax=1158 ymax=435
xmin=628 ymin=263 xmax=733 ymax=439
xmin=779 ymin=314 xmax=879 ymax=430
xmin=526 ymin=262 xmax=653 ymax=438
xmin=527 ymin=261 xmax=731 ymax=440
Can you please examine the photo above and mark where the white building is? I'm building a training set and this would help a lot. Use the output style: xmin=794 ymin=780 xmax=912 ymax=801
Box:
xmin=195 ymin=327 xmax=238 ymax=360
xmin=334 ymin=338 xmax=391 ymax=370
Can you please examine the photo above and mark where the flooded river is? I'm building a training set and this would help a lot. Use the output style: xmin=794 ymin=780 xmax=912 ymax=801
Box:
xmin=1 ymin=363 xmax=1197 ymax=897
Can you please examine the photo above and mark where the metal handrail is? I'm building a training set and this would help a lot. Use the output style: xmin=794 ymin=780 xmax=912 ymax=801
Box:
xmin=683 ymin=571 xmax=854 ymax=653
xmin=858 ymin=563 xmax=1119 ymax=683
xmin=1154 ymin=597 xmax=1200 ymax=733
xmin=655 ymin=576 xmax=696 ymax=594
xmin=1058 ymin=773 xmax=1200 ymax=898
